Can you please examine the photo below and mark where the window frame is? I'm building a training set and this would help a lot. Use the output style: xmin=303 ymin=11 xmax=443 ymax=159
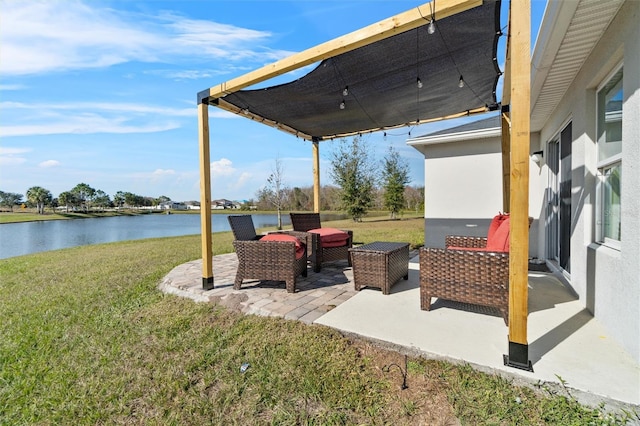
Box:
xmin=595 ymin=63 xmax=623 ymax=250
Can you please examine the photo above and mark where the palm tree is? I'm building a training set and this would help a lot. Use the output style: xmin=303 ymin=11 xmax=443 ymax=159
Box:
xmin=26 ymin=186 xmax=53 ymax=214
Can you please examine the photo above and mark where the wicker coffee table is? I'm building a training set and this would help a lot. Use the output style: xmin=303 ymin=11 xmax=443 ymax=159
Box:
xmin=349 ymin=242 xmax=409 ymax=295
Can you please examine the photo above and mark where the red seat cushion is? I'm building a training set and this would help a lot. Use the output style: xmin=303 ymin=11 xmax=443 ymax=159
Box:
xmin=260 ymin=234 xmax=305 ymax=259
xmin=486 ymin=217 xmax=510 ymax=252
xmin=308 ymin=227 xmax=350 ymax=248
xmin=488 ymin=213 xmax=509 ymax=240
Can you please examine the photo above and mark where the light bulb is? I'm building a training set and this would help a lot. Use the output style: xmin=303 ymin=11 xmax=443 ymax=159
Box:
xmin=417 ymin=78 xmax=423 ymax=89
xmin=339 ymin=100 xmax=345 ymax=110
xmin=428 ymin=20 xmax=435 ymax=34
xmin=458 ymin=75 xmax=465 ymax=88
xmin=242 ymin=108 xmax=249 ymax=115
xmin=343 ymin=86 xmax=349 ymax=96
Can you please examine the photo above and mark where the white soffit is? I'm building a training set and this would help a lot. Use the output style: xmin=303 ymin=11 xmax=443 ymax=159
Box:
xmin=530 ymin=0 xmax=624 ymax=132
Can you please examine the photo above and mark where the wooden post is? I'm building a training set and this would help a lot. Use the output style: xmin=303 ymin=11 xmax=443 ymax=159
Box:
xmin=312 ymin=140 xmax=320 ymax=213
xmin=503 ymin=0 xmax=532 ymax=371
xmin=198 ymin=100 xmax=214 ymax=290
xmin=501 ymin=108 xmax=511 ymax=212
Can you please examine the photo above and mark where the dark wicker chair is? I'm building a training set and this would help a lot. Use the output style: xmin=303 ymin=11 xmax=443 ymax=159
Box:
xmin=289 ymin=213 xmax=353 ymax=272
xmin=419 ymin=216 xmax=533 ymax=324
xmin=420 ymin=246 xmax=510 ymax=324
xmin=228 ymin=215 xmax=307 ymax=293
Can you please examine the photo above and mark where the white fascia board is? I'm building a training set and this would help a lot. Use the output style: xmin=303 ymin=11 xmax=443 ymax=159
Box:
xmin=406 ymin=127 xmax=501 ymax=147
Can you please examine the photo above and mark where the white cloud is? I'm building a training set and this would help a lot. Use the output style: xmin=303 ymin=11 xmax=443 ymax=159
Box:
xmin=0 ymin=156 xmax=27 ymax=166
xmin=39 ymin=160 xmax=61 ymax=168
xmin=210 ymin=158 xmax=238 ymax=178
xmin=0 ymin=84 xmax=26 ymax=91
xmin=0 ymin=0 xmax=292 ymax=76
xmin=152 ymin=168 xmax=176 ymax=177
xmin=0 ymin=101 xmax=194 ymax=117
xmin=0 ymin=101 xmax=186 ymax=137
xmin=0 ymin=147 xmax=31 ymax=166
xmin=0 ymin=117 xmax=180 ymax=137
xmin=205 ymin=158 xmax=262 ymax=199
xmin=0 ymin=147 xmax=31 ymax=155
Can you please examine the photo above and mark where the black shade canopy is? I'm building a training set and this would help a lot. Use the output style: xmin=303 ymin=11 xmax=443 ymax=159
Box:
xmin=212 ymin=0 xmax=501 ymax=140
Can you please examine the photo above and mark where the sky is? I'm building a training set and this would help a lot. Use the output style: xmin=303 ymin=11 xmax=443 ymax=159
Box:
xmin=0 ymin=0 xmax=546 ymax=203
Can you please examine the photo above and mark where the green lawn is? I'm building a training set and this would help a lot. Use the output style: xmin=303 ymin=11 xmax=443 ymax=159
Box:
xmin=0 ymin=216 xmax=635 ymax=425
xmin=0 ymin=210 xmax=157 ymax=223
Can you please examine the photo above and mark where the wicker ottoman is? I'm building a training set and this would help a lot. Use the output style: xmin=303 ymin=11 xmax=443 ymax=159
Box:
xmin=349 ymin=242 xmax=409 ymax=295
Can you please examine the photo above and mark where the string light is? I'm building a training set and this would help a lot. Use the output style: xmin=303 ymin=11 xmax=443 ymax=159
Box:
xmin=343 ymin=86 xmax=349 ymax=96
xmin=339 ymin=100 xmax=345 ymax=110
xmin=417 ymin=77 xmax=423 ymax=89
xmin=428 ymin=0 xmax=436 ymax=34
xmin=458 ymin=75 xmax=465 ymax=88
xmin=428 ymin=19 xmax=436 ymax=34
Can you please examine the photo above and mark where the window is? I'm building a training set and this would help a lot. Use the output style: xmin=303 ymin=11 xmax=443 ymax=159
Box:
xmin=596 ymin=65 xmax=622 ymax=247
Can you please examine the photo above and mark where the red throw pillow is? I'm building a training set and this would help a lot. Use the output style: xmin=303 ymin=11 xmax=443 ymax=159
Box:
xmin=487 ymin=213 xmax=509 ymax=240
xmin=486 ymin=218 xmax=510 ymax=252
xmin=260 ymin=234 xmax=305 ymax=259
xmin=308 ymin=227 xmax=349 ymax=247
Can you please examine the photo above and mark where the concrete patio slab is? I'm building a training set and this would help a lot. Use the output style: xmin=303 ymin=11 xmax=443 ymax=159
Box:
xmin=315 ymin=257 xmax=640 ymax=410
xmin=159 ymin=252 xmax=640 ymax=412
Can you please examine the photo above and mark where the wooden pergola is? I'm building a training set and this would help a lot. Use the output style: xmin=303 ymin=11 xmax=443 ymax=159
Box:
xmin=196 ymin=0 xmax=532 ymax=370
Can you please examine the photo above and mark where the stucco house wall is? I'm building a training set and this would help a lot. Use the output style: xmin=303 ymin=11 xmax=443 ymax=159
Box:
xmin=531 ymin=0 xmax=639 ymax=362
xmin=408 ymin=118 xmax=543 ymax=254
xmin=408 ymin=0 xmax=639 ymax=364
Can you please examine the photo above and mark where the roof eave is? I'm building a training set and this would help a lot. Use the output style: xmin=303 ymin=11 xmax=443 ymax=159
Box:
xmin=407 ymin=126 xmax=501 ymax=147
xmin=529 ymin=0 xmax=578 ymax=131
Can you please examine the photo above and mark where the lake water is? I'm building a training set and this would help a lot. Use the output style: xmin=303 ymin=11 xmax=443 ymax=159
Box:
xmin=0 ymin=213 xmax=290 ymax=260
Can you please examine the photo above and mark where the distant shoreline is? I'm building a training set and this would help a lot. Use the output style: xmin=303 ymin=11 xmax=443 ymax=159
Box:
xmin=0 ymin=209 xmax=289 ymax=225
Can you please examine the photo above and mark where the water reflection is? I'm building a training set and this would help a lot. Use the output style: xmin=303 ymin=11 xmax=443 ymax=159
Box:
xmin=0 ymin=213 xmax=302 ymax=259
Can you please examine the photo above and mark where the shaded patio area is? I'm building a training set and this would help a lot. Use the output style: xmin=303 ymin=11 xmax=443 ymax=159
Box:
xmin=159 ymin=253 xmax=640 ymax=411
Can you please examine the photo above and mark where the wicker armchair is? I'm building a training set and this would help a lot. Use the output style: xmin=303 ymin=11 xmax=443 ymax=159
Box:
xmin=420 ymin=214 xmax=533 ymax=325
xmin=289 ymin=213 xmax=353 ymax=272
xmin=228 ymin=215 xmax=307 ymax=293
xmin=420 ymin=246 xmax=510 ymax=324
xmin=419 ymin=215 xmax=533 ymax=324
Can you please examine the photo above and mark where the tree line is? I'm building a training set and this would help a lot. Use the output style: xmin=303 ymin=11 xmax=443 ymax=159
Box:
xmin=256 ymin=136 xmax=424 ymax=223
xmin=0 ymin=183 xmax=173 ymax=214
xmin=2 ymin=136 xmax=425 ymax=219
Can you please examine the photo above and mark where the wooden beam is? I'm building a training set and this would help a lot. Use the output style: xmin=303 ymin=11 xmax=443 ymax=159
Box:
xmin=198 ymin=102 xmax=214 ymax=290
xmin=206 ymin=0 xmax=482 ymax=100
xmin=312 ymin=141 xmax=320 ymax=213
xmin=505 ymin=0 xmax=532 ymax=371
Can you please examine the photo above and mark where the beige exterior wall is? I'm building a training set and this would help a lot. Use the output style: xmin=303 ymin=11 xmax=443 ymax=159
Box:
xmin=413 ymin=132 xmax=542 ymax=253
xmin=424 ymin=138 xmax=503 ymax=219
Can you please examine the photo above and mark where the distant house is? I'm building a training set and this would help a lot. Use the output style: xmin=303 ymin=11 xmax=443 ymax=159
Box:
xmin=184 ymin=201 xmax=201 ymax=210
xmin=159 ymin=201 xmax=187 ymax=211
xmin=408 ymin=0 xmax=639 ymax=364
xmin=212 ymin=199 xmax=238 ymax=209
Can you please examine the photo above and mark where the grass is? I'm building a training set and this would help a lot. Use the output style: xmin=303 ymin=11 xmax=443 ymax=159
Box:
xmin=1 ymin=216 xmax=636 ymax=425
xmin=0 ymin=209 xmax=160 ymax=223
xmin=0 ymin=211 xmax=72 ymax=223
